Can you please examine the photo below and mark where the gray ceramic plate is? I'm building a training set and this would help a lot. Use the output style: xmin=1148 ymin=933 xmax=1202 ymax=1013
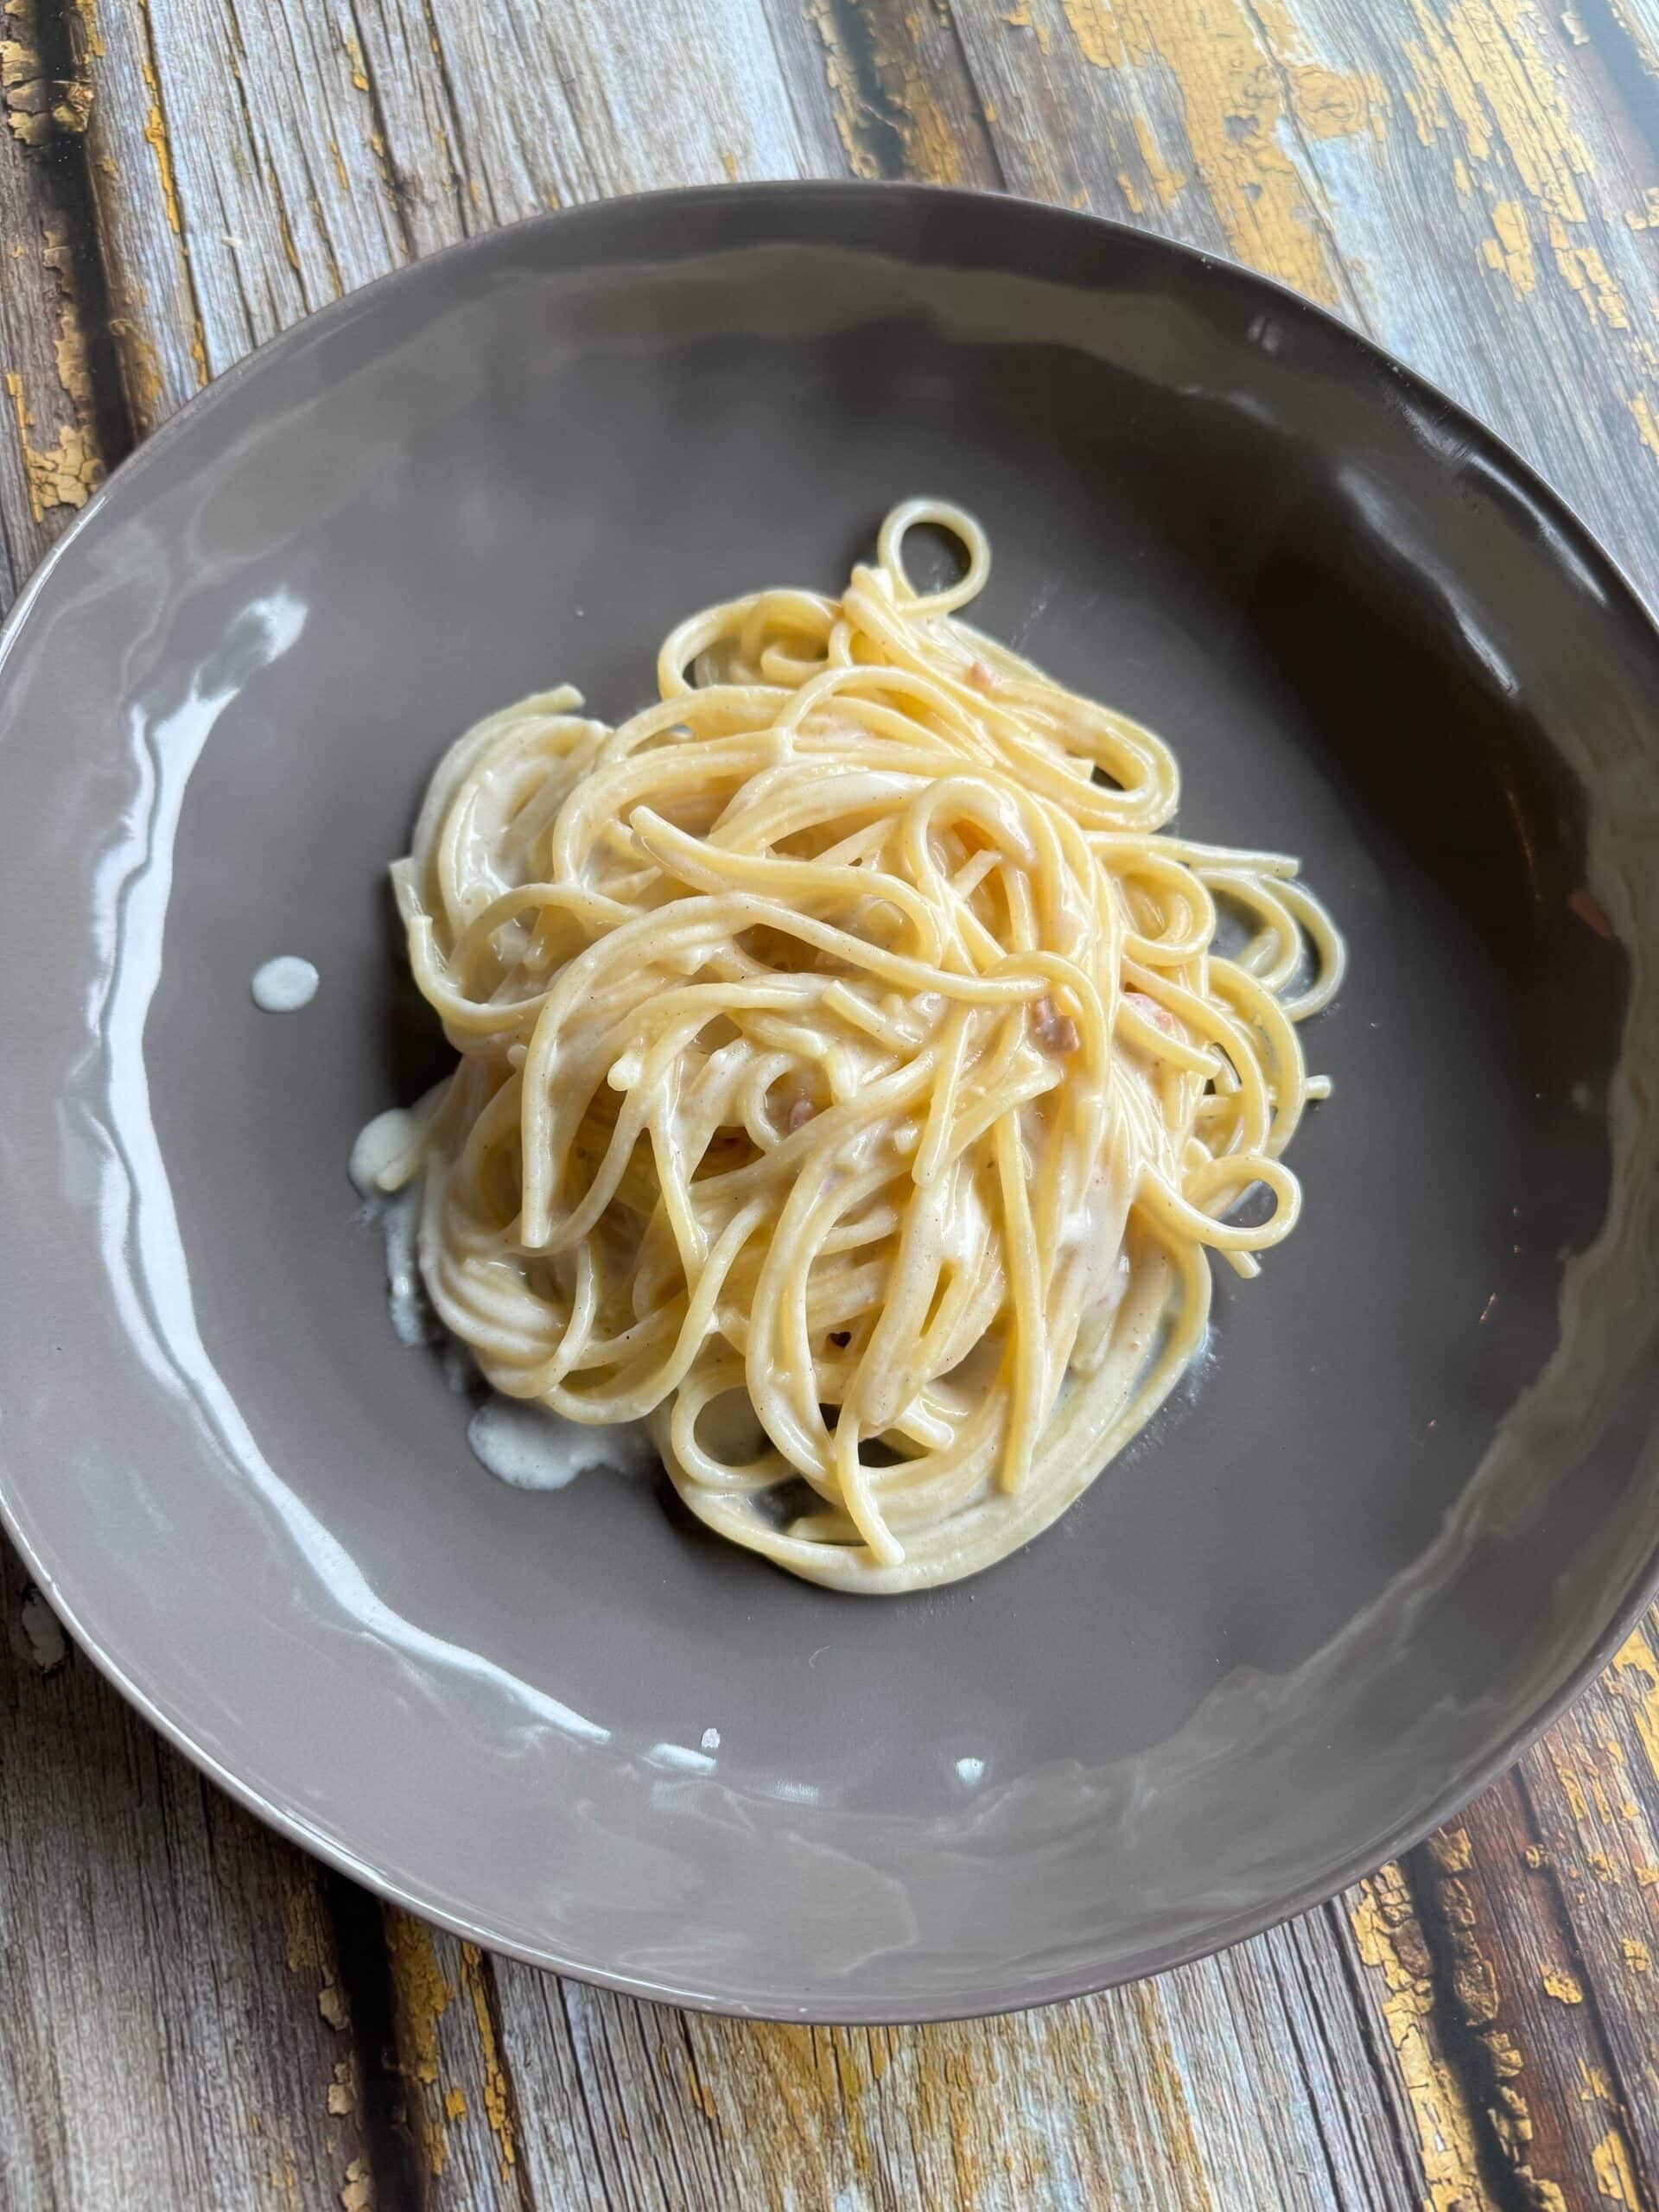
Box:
xmin=2 ymin=184 xmax=1657 ymax=2023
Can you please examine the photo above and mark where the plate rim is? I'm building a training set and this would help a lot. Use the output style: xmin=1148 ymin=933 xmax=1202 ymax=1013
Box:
xmin=3 ymin=175 xmax=1658 ymax=2023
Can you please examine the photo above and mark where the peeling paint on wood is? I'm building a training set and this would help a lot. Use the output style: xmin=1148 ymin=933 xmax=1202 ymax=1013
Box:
xmin=1347 ymin=1864 xmax=1491 ymax=2211
xmin=1484 ymin=196 xmax=1535 ymax=289
xmin=1055 ymin=0 xmax=1349 ymax=302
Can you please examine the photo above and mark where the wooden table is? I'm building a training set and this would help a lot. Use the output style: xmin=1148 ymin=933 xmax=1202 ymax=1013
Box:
xmin=4 ymin=2 xmax=1659 ymax=2204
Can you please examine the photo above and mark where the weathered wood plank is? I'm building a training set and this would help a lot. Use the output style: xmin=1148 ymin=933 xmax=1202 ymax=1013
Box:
xmin=1408 ymin=1781 xmax=1648 ymax=2208
xmin=73 ymin=0 xmax=205 ymax=430
xmin=759 ymin=0 xmax=1002 ymax=185
xmin=382 ymin=1917 xmax=1426 ymax=2208
xmin=1344 ymin=1866 xmax=1502 ymax=2210
xmin=75 ymin=0 xmax=833 ymax=395
xmin=1512 ymin=1628 xmax=1659 ymax=2198
xmin=1330 ymin=1621 xmax=1659 ymax=2212
xmin=0 ymin=1543 xmax=374 ymax=2212
xmin=950 ymin=0 xmax=1659 ymax=598
xmin=0 ymin=15 xmax=120 ymax=582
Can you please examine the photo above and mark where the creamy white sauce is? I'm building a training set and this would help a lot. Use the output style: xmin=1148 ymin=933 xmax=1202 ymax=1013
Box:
xmin=350 ymin=1103 xmax=658 ymax=1491
xmin=251 ymin=955 xmax=319 ymax=1012
xmin=467 ymin=1396 xmax=656 ymax=1491
xmin=378 ymin=1185 xmax=430 ymax=1348
xmin=350 ymin=1108 xmax=433 ymax=1345
xmin=349 ymin=1104 xmax=424 ymax=1197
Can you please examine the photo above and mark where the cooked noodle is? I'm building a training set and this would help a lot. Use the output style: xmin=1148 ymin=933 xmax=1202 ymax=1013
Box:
xmin=384 ymin=500 xmax=1344 ymax=1592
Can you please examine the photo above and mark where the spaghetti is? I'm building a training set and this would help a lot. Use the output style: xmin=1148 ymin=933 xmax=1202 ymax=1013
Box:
xmin=384 ymin=501 xmax=1344 ymax=1592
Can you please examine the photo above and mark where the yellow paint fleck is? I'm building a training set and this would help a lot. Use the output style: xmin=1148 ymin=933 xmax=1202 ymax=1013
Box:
xmin=1547 ymin=213 xmax=1630 ymax=327
xmin=327 ymin=2059 xmax=357 ymax=2116
xmin=340 ymin=2157 xmax=373 ymax=2212
xmin=1611 ymin=1630 xmax=1659 ymax=1779
xmin=1059 ymin=0 xmax=1347 ymax=302
xmin=1116 ymin=168 xmax=1143 ymax=215
xmin=139 ymin=64 xmax=181 ymax=233
xmin=681 ymin=2041 xmax=718 ymax=2123
xmin=1524 ymin=1844 xmax=1549 ymax=1868
xmin=318 ymin=1985 xmax=349 ymax=2031
xmin=383 ymin=1911 xmax=462 ymax=2177
xmin=1561 ymin=6 xmax=1588 ymax=39
xmin=1592 ymin=2128 xmax=1643 ymax=2205
xmin=1622 ymin=1936 xmax=1650 ymax=1972
xmin=1626 ymin=189 xmax=1659 ymax=231
xmin=1557 ymin=1759 xmax=1592 ymax=1824
xmin=385 ymin=1914 xmax=453 ymax=2087
xmin=1452 ymin=156 xmax=1471 ymax=192
xmin=283 ymin=1884 xmax=329 ymax=1977
xmin=1130 ymin=112 xmax=1185 ymax=207
xmin=3 ymin=369 xmax=100 ymax=518
xmin=1349 ymin=1870 xmax=1488 ymax=2211
xmin=804 ymin=0 xmax=871 ymax=168
xmin=443 ymin=2087 xmax=466 ymax=2121
xmin=460 ymin=1943 xmax=517 ymax=2177
xmin=1405 ymin=0 xmax=1590 ymax=225
xmin=43 ymin=263 xmax=92 ymax=417
xmin=5 ymin=372 xmax=36 ymax=518
xmin=1483 ymin=199 xmax=1534 ymax=292
xmin=1581 ymin=2061 xmax=1615 ymax=2103
xmin=266 ymin=2139 xmax=301 ymax=2212
xmin=1605 ymin=0 xmax=1659 ymax=78
xmin=1401 ymin=24 xmax=1487 ymax=162
xmin=1435 ymin=1826 xmax=1473 ymax=1874
xmin=345 ymin=32 xmax=368 ymax=90
xmin=275 ymin=197 xmax=302 ymax=276
xmin=804 ymin=0 xmax=971 ymax=185
xmin=721 ymin=147 xmax=738 ymax=181
xmin=1 ymin=16 xmax=51 ymax=148
xmin=1541 ymin=1964 xmax=1584 ymax=2004
xmin=1630 ymin=394 xmax=1659 ymax=458
xmin=329 ymin=137 xmax=348 ymax=191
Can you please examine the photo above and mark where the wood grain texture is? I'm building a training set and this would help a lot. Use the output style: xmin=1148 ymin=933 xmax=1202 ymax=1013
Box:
xmin=0 ymin=12 xmax=118 ymax=587
xmin=5 ymin=1 xmax=1659 ymax=2207
xmin=950 ymin=0 xmax=1659 ymax=616
xmin=376 ymin=1914 xmax=1423 ymax=2209
xmin=0 ymin=1543 xmax=374 ymax=2212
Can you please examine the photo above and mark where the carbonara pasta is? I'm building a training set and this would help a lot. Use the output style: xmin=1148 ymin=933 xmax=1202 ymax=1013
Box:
xmin=382 ymin=501 xmax=1343 ymax=1593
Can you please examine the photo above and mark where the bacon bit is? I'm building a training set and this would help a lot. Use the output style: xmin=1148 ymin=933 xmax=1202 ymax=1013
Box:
xmin=1123 ymin=988 xmax=1178 ymax=1037
xmin=829 ymin=1330 xmax=851 ymax=1348
xmin=1032 ymin=997 xmax=1080 ymax=1054
xmin=966 ymin=658 xmax=998 ymax=692
xmin=785 ymin=1096 xmax=816 ymax=1132
xmin=1568 ymin=887 xmax=1613 ymax=939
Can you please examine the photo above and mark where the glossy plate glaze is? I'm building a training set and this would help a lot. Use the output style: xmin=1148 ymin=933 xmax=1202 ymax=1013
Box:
xmin=1 ymin=186 xmax=1656 ymax=2023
